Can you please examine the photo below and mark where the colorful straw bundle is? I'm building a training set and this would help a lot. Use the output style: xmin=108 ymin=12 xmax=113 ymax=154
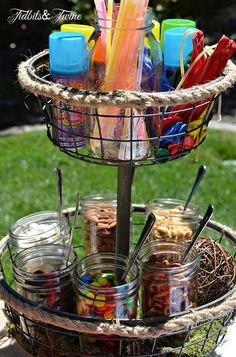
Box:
xmin=91 ymin=0 xmax=150 ymax=160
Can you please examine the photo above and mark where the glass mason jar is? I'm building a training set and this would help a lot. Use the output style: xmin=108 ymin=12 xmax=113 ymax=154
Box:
xmin=9 ymin=211 xmax=70 ymax=254
xmin=74 ymin=253 xmax=140 ymax=319
xmin=85 ymin=6 xmax=163 ymax=162
xmin=139 ymin=241 xmax=200 ymax=317
xmin=146 ymin=198 xmax=200 ymax=241
xmin=81 ymin=194 xmax=117 ymax=255
xmin=13 ymin=244 xmax=77 ymax=312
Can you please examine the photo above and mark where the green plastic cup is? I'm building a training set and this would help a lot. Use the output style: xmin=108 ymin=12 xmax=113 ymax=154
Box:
xmin=161 ymin=19 xmax=196 ymax=52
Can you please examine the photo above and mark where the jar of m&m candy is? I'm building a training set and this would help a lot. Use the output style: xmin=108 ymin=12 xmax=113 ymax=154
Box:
xmin=81 ymin=194 xmax=117 ymax=255
xmin=146 ymin=198 xmax=200 ymax=241
xmin=139 ymin=241 xmax=199 ymax=317
xmin=74 ymin=253 xmax=140 ymax=319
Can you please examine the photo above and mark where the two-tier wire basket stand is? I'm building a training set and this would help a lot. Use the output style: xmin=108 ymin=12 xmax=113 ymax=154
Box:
xmin=0 ymin=48 xmax=236 ymax=356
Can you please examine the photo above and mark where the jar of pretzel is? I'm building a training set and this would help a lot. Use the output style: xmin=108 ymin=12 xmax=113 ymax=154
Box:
xmin=146 ymin=198 xmax=200 ymax=242
xmin=81 ymin=194 xmax=117 ymax=255
xmin=139 ymin=241 xmax=200 ymax=317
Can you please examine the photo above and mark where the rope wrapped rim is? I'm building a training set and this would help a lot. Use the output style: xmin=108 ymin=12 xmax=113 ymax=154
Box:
xmin=0 ymin=220 xmax=235 ymax=339
xmin=18 ymin=49 xmax=236 ymax=109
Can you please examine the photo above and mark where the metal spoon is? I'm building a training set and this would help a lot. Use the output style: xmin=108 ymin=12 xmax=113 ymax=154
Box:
xmin=184 ymin=165 xmax=206 ymax=211
xmin=66 ymin=193 xmax=80 ymax=266
xmin=122 ymin=213 xmax=156 ymax=281
xmin=181 ymin=204 xmax=214 ymax=264
xmin=55 ymin=167 xmax=63 ymax=226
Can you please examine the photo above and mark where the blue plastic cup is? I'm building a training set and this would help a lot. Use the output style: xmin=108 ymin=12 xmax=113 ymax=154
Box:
xmin=164 ymin=27 xmax=196 ymax=75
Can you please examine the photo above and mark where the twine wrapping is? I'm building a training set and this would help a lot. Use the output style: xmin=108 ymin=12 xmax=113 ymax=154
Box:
xmin=0 ymin=220 xmax=235 ymax=339
xmin=18 ymin=50 xmax=236 ymax=109
xmin=0 ymin=276 xmax=235 ymax=339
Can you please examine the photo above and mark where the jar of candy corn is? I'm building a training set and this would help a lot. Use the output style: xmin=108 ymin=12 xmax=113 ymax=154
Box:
xmin=85 ymin=5 xmax=163 ymax=161
xmin=74 ymin=253 xmax=140 ymax=319
xmin=13 ymin=244 xmax=77 ymax=312
xmin=81 ymin=194 xmax=117 ymax=255
xmin=139 ymin=241 xmax=200 ymax=317
xmin=146 ymin=198 xmax=200 ymax=241
xmin=9 ymin=211 xmax=70 ymax=254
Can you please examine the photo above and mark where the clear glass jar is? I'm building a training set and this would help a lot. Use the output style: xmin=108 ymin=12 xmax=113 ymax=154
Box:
xmin=74 ymin=253 xmax=140 ymax=319
xmin=81 ymin=194 xmax=117 ymax=255
xmin=9 ymin=211 xmax=70 ymax=254
xmin=85 ymin=6 xmax=163 ymax=161
xmin=13 ymin=244 xmax=77 ymax=312
xmin=139 ymin=241 xmax=200 ymax=317
xmin=146 ymin=198 xmax=200 ymax=241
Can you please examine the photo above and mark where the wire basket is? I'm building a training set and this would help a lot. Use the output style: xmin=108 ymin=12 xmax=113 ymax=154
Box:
xmin=18 ymin=50 xmax=236 ymax=167
xmin=0 ymin=207 xmax=236 ymax=357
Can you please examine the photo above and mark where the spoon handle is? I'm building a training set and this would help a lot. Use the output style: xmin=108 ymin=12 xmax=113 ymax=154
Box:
xmin=66 ymin=193 xmax=80 ymax=266
xmin=181 ymin=204 xmax=214 ymax=264
xmin=184 ymin=165 xmax=206 ymax=211
xmin=122 ymin=213 xmax=156 ymax=281
xmin=55 ymin=168 xmax=63 ymax=222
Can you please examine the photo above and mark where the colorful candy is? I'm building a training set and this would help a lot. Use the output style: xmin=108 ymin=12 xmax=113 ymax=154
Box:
xmin=76 ymin=273 xmax=138 ymax=319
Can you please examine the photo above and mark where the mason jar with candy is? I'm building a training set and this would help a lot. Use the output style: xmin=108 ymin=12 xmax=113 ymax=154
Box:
xmin=139 ymin=241 xmax=200 ymax=317
xmin=80 ymin=194 xmax=117 ymax=255
xmin=146 ymin=198 xmax=200 ymax=241
xmin=74 ymin=253 xmax=140 ymax=319
xmin=13 ymin=244 xmax=77 ymax=312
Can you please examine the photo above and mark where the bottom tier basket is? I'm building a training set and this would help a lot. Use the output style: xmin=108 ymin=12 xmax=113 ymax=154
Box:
xmin=0 ymin=213 xmax=236 ymax=357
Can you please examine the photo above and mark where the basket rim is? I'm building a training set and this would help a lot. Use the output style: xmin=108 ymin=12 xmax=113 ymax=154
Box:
xmin=0 ymin=216 xmax=236 ymax=339
xmin=18 ymin=49 xmax=236 ymax=109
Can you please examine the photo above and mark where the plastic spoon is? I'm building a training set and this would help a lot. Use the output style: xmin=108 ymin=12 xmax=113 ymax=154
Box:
xmin=181 ymin=204 xmax=214 ymax=264
xmin=122 ymin=213 xmax=156 ymax=281
xmin=66 ymin=193 xmax=80 ymax=266
xmin=184 ymin=165 xmax=206 ymax=211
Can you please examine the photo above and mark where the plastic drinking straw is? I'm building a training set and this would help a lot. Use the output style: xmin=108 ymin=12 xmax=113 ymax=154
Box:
xmin=94 ymin=0 xmax=107 ymax=53
xmin=115 ymin=0 xmax=149 ymax=89
xmin=92 ymin=0 xmax=150 ymax=158
xmin=180 ymin=29 xmax=198 ymax=79
xmin=118 ymin=0 xmax=149 ymax=159
xmin=106 ymin=0 xmax=113 ymax=65
xmin=105 ymin=0 xmax=143 ymax=90
xmin=95 ymin=0 xmax=141 ymax=151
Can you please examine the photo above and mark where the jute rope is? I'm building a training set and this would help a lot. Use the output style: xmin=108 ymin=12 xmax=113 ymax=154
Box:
xmin=18 ymin=50 xmax=236 ymax=109
xmin=0 ymin=221 xmax=235 ymax=339
xmin=0 ymin=277 xmax=235 ymax=339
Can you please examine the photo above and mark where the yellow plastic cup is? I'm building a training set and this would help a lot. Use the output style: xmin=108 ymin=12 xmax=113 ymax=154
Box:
xmin=152 ymin=20 xmax=160 ymax=41
xmin=61 ymin=24 xmax=94 ymax=43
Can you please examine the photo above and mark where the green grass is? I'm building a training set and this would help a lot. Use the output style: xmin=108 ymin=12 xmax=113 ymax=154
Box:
xmin=0 ymin=128 xmax=236 ymax=238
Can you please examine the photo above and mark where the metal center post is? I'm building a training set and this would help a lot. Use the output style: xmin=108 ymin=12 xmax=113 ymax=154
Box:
xmin=116 ymin=166 xmax=135 ymax=257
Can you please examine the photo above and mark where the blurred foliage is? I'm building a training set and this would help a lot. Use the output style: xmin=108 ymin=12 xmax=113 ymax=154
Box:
xmin=71 ymin=0 xmax=236 ymax=42
xmin=0 ymin=0 xmax=235 ymax=129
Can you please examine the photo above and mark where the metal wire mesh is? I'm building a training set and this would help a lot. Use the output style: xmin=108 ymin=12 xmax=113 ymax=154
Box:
xmin=30 ymin=54 xmax=217 ymax=167
xmin=1 ymin=210 xmax=235 ymax=357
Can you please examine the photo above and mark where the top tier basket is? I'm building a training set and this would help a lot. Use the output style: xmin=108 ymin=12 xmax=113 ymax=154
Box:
xmin=18 ymin=50 xmax=236 ymax=167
